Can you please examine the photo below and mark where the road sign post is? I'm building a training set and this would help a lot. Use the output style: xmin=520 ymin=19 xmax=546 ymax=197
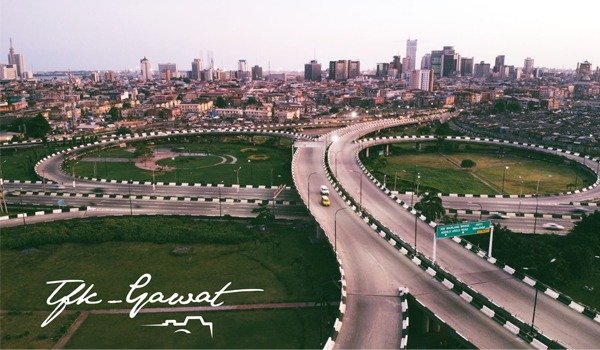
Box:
xmin=434 ymin=220 xmax=493 ymax=263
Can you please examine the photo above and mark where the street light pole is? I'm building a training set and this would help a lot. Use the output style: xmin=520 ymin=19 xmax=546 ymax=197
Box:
xmin=411 ymin=173 xmax=420 ymax=207
xmin=413 ymin=176 xmax=421 ymax=250
xmin=308 ymin=172 xmax=317 ymax=209
xmin=334 ymin=208 xmax=347 ymax=253
xmin=128 ymin=182 xmax=133 ymax=216
xmin=525 ymin=258 xmax=556 ymax=335
xmin=501 ymin=166 xmax=509 ymax=194
xmin=469 ymin=201 xmax=483 ymax=220
xmin=350 ymin=170 xmax=363 ymax=210
xmin=334 ymin=150 xmax=343 ymax=177
xmin=533 ymin=180 xmax=540 ymax=234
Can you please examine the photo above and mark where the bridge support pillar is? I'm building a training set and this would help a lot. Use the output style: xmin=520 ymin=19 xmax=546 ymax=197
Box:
xmin=386 ymin=144 xmax=390 ymax=156
xmin=365 ymin=147 xmax=370 ymax=157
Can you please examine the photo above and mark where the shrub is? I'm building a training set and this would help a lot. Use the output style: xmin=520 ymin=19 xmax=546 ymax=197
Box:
xmin=460 ymin=159 xmax=476 ymax=168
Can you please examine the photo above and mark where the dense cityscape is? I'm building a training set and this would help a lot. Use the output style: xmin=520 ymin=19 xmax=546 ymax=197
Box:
xmin=1 ymin=39 xmax=599 ymax=151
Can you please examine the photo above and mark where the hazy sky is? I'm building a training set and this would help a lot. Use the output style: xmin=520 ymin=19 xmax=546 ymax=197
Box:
xmin=1 ymin=0 xmax=599 ymax=72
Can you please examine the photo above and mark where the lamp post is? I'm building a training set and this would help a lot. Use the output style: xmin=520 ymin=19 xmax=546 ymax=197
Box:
xmin=413 ymin=175 xmax=421 ymax=250
xmin=533 ymin=180 xmax=540 ymax=234
xmin=411 ymin=173 xmax=420 ymax=207
xmin=334 ymin=208 xmax=347 ymax=253
xmin=350 ymin=170 xmax=363 ymax=210
xmin=128 ymin=182 xmax=133 ymax=216
xmin=218 ymin=181 xmax=223 ymax=217
xmin=334 ymin=150 xmax=343 ymax=177
xmin=171 ymin=157 xmax=178 ymax=183
xmin=469 ymin=201 xmax=483 ymax=220
xmin=308 ymin=172 xmax=317 ymax=209
xmin=524 ymin=258 xmax=556 ymax=335
xmin=501 ymin=166 xmax=509 ymax=194
xmin=519 ymin=175 xmax=523 ymax=196
xmin=71 ymin=160 xmax=79 ymax=188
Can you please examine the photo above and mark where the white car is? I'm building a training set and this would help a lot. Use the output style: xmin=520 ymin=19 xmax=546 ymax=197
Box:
xmin=542 ymin=223 xmax=565 ymax=231
xmin=320 ymin=185 xmax=329 ymax=195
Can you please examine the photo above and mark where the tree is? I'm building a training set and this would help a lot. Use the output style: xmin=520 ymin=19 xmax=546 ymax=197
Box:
xmin=370 ymin=155 xmax=388 ymax=173
xmin=460 ymin=159 xmax=476 ymax=168
xmin=108 ymin=107 xmax=121 ymax=122
xmin=215 ymin=96 xmax=227 ymax=108
xmin=116 ymin=127 xmax=132 ymax=135
xmin=434 ymin=122 xmax=453 ymax=136
xmin=252 ymin=203 xmax=275 ymax=227
xmin=414 ymin=193 xmax=445 ymax=221
xmin=25 ymin=114 xmax=52 ymax=139
xmin=329 ymin=107 xmax=340 ymax=114
xmin=245 ymin=97 xmax=260 ymax=106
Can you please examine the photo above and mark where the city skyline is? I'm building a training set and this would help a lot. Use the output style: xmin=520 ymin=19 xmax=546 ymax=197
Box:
xmin=1 ymin=0 xmax=600 ymax=72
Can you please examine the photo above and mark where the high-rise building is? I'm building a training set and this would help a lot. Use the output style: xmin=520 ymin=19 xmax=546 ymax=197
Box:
xmin=251 ymin=65 xmax=263 ymax=80
xmin=421 ymin=53 xmax=431 ymax=69
xmin=406 ymin=39 xmax=417 ymax=71
xmin=409 ymin=69 xmax=434 ymax=92
xmin=460 ymin=57 xmax=474 ymax=76
xmin=329 ymin=60 xmax=359 ymax=80
xmin=474 ymin=61 xmax=491 ymax=78
xmin=304 ymin=60 xmax=322 ymax=81
xmin=348 ymin=60 xmax=360 ymax=78
xmin=7 ymin=39 xmax=25 ymax=79
xmin=441 ymin=46 xmax=460 ymax=77
xmin=493 ymin=55 xmax=505 ymax=73
xmin=158 ymin=63 xmax=177 ymax=80
xmin=191 ymin=58 xmax=203 ymax=80
xmin=238 ymin=60 xmax=247 ymax=73
xmin=140 ymin=57 xmax=152 ymax=81
xmin=524 ymin=57 xmax=535 ymax=75
xmin=376 ymin=63 xmax=389 ymax=77
xmin=430 ymin=50 xmax=443 ymax=78
xmin=391 ymin=55 xmax=402 ymax=71
xmin=576 ymin=61 xmax=592 ymax=81
xmin=402 ymin=57 xmax=412 ymax=76
xmin=0 ymin=64 xmax=18 ymax=81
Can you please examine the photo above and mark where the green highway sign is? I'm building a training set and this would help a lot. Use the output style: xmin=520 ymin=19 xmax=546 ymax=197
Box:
xmin=435 ymin=220 xmax=492 ymax=239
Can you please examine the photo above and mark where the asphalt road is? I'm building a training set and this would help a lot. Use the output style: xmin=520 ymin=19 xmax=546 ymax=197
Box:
xmin=328 ymin=118 xmax=600 ymax=348
xmin=293 ymin=119 xmax=530 ymax=348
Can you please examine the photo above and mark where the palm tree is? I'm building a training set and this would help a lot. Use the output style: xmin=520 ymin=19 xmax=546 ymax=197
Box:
xmin=415 ymin=192 xmax=445 ymax=221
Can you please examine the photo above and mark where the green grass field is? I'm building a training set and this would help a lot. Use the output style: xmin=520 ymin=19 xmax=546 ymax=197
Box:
xmin=0 ymin=217 xmax=339 ymax=348
xmin=363 ymin=143 xmax=595 ymax=195
xmin=0 ymin=146 xmax=64 ymax=181
xmin=65 ymin=137 xmax=292 ymax=186
xmin=66 ymin=308 xmax=332 ymax=349
xmin=1 ymin=311 xmax=79 ymax=349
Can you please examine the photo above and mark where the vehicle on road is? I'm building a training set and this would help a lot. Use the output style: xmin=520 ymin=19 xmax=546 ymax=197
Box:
xmin=320 ymin=185 xmax=330 ymax=195
xmin=321 ymin=195 xmax=331 ymax=206
xmin=48 ymin=183 xmax=66 ymax=190
xmin=569 ymin=207 xmax=589 ymax=214
xmin=542 ymin=222 xmax=565 ymax=230
xmin=490 ymin=213 xmax=510 ymax=219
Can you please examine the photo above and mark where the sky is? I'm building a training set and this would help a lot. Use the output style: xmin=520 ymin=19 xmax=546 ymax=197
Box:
xmin=1 ymin=0 xmax=599 ymax=72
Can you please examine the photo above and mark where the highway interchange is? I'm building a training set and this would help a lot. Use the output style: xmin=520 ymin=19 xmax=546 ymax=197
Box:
xmin=2 ymin=115 xmax=599 ymax=348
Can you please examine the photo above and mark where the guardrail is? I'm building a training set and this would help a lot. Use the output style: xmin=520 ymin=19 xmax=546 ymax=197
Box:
xmin=353 ymin=135 xmax=600 ymax=325
xmin=290 ymin=144 xmax=346 ymax=350
xmin=323 ymin=143 xmax=566 ymax=349
xmin=398 ymin=287 xmax=410 ymax=349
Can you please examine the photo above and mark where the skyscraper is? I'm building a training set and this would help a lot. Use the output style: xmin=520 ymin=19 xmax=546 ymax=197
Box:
xmin=421 ymin=53 xmax=431 ymax=69
xmin=493 ymin=55 xmax=505 ymax=73
xmin=238 ymin=60 xmax=247 ymax=73
xmin=376 ymin=63 xmax=389 ymax=77
xmin=7 ymin=38 xmax=25 ymax=80
xmin=191 ymin=58 xmax=203 ymax=80
xmin=441 ymin=46 xmax=460 ymax=78
xmin=409 ymin=69 xmax=434 ymax=91
xmin=524 ymin=57 xmax=535 ymax=75
xmin=430 ymin=50 xmax=443 ymax=78
xmin=474 ymin=61 xmax=491 ymax=78
xmin=460 ymin=57 xmax=474 ymax=76
xmin=406 ymin=39 xmax=417 ymax=71
xmin=304 ymin=60 xmax=322 ymax=81
xmin=140 ymin=57 xmax=152 ymax=81
xmin=348 ymin=60 xmax=360 ymax=79
xmin=576 ymin=61 xmax=592 ymax=81
xmin=251 ymin=65 xmax=263 ymax=80
xmin=158 ymin=63 xmax=177 ymax=80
